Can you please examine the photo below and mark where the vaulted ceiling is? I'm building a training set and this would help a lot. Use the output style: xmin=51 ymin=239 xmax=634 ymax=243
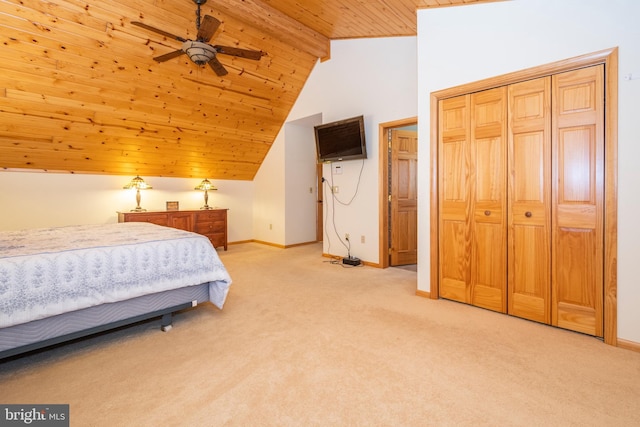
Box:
xmin=0 ymin=0 xmax=496 ymax=180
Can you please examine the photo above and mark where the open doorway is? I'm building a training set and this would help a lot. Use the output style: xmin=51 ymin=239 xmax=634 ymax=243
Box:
xmin=378 ymin=117 xmax=418 ymax=268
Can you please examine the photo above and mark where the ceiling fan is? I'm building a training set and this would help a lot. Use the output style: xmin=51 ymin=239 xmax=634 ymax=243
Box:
xmin=131 ymin=0 xmax=264 ymax=76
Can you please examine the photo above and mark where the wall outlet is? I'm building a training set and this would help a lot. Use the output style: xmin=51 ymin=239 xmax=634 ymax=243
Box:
xmin=345 ymin=233 xmax=349 ymax=240
xmin=269 ymin=223 xmax=272 ymax=230
xmin=361 ymin=235 xmax=365 ymax=243
xmin=332 ymin=186 xmax=339 ymax=193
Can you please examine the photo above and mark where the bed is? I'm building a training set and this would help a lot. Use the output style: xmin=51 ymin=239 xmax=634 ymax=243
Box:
xmin=0 ymin=222 xmax=232 ymax=359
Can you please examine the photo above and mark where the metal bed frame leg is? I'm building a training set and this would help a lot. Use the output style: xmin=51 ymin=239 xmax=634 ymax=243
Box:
xmin=161 ymin=313 xmax=173 ymax=332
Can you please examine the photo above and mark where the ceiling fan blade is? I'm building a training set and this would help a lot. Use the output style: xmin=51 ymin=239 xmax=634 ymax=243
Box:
xmin=153 ymin=49 xmax=185 ymax=63
xmin=197 ymin=15 xmax=221 ymax=42
xmin=131 ymin=21 xmax=186 ymax=42
xmin=208 ymin=57 xmax=228 ymax=76
xmin=212 ymin=45 xmax=264 ymax=61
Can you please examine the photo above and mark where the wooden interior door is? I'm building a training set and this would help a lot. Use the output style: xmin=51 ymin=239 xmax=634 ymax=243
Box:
xmin=551 ymin=65 xmax=604 ymax=336
xmin=438 ymin=95 xmax=471 ymax=304
xmin=470 ymin=87 xmax=507 ymax=312
xmin=390 ymin=129 xmax=418 ymax=265
xmin=507 ymin=76 xmax=552 ymax=324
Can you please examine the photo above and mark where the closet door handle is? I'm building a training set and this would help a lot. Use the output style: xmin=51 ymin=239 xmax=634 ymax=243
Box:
xmin=525 ymin=211 xmax=532 ymax=218
xmin=484 ymin=210 xmax=491 ymax=216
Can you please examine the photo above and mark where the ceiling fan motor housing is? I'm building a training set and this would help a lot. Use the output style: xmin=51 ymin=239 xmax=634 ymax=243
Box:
xmin=182 ymin=40 xmax=217 ymax=65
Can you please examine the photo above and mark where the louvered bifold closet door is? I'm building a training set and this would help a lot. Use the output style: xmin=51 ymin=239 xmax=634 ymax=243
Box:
xmin=507 ymin=77 xmax=552 ymax=324
xmin=551 ymin=65 xmax=604 ymax=337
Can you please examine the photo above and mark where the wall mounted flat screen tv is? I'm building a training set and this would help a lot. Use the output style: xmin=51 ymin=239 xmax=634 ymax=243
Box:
xmin=314 ymin=115 xmax=367 ymax=163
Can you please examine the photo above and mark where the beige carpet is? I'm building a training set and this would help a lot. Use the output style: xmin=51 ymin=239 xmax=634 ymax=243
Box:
xmin=1 ymin=242 xmax=639 ymax=426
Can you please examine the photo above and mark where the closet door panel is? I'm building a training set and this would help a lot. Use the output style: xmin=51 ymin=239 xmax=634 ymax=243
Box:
xmin=440 ymin=221 xmax=468 ymax=302
xmin=473 ymin=222 xmax=505 ymax=310
xmin=552 ymin=66 xmax=604 ymax=337
xmin=439 ymin=95 xmax=472 ymax=304
xmin=555 ymin=229 xmax=599 ymax=334
xmin=470 ymin=87 xmax=507 ymax=312
xmin=508 ymin=77 xmax=552 ymax=324
xmin=511 ymin=225 xmax=549 ymax=322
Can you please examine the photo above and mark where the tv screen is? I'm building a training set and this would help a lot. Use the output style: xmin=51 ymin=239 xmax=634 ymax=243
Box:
xmin=314 ymin=115 xmax=367 ymax=163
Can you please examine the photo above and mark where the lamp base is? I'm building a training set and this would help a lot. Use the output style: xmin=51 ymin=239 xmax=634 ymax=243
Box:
xmin=131 ymin=207 xmax=147 ymax=212
xmin=200 ymin=206 xmax=213 ymax=210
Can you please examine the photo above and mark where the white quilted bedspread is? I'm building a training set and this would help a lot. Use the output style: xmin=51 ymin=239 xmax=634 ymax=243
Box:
xmin=0 ymin=222 xmax=232 ymax=328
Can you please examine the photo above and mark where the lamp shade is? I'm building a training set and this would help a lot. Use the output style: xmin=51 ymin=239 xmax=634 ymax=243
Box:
xmin=123 ymin=175 xmax=152 ymax=190
xmin=194 ymin=178 xmax=217 ymax=191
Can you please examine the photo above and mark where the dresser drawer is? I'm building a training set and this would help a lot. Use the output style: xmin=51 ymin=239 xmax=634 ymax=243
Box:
xmin=206 ymin=234 xmax=226 ymax=249
xmin=195 ymin=219 xmax=225 ymax=235
xmin=120 ymin=212 xmax=169 ymax=226
xmin=195 ymin=210 xmax=225 ymax=222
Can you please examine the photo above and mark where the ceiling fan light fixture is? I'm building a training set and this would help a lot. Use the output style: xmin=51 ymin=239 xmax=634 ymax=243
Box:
xmin=132 ymin=5 xmax=263 ymax=76
xmin=182 ymin=40 xmax=216 ymax=65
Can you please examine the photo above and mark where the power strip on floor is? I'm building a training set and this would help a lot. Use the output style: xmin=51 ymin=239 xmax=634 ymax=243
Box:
xmin=342 ymin=256 xmax=361 ymax=266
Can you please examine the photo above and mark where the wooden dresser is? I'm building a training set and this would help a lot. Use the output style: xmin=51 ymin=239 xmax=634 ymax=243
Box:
xmin=117 ymin=209 xmax=228 ymax=250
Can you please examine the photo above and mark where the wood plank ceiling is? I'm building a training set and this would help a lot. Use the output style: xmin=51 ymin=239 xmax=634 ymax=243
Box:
xmin=0 ymin=0 xmax=496 ymax=180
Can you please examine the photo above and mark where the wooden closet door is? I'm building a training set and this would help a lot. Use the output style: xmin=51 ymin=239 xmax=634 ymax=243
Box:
xmin=470 ymin=87 xmax=507 ymax=312
xmin=552 ymin=65 xmax=604 ymax=337
xmin=438 ymin=88 xmax=507 ymax=311
xmin=507 ymin=77 xmax=552 ymax=324
xmin=438 ymin=95 xmax=471 ymax=304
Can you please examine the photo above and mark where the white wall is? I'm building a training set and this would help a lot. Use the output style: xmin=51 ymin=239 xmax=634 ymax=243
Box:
xmin=252 ymin=125 xmax=286 ymax=244
xmin=259 ymin=36 xmax=418 ymax=261
xmin=284 ymin=114 xmax=322 ymax=245
xmin=0 ymin=171 xmax=254 ymax=243
xmin=417 ymin=0 xmax=640 ymax=343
